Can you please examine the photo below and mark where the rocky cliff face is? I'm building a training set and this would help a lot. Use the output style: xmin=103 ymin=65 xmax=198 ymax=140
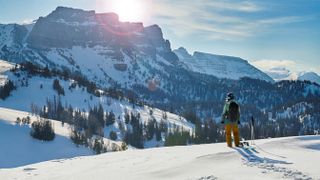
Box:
xmin=26 ymin=7 xmax=170 ymax=50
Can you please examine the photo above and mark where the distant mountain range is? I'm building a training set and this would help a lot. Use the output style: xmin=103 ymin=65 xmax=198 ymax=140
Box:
xmin=264 ymin=67 xmax=320 ymax=85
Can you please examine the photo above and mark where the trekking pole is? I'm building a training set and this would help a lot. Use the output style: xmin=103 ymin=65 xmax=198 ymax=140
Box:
xmin=251 ymin=116 xmax=255 ymax=145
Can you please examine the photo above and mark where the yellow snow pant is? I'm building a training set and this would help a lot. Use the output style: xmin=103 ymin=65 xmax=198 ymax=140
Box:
xmin=225 ymin=124 xmax=240 ymax=147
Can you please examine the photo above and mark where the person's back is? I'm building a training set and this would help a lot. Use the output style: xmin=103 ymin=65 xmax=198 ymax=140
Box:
xmin=221 ymin=92 xmax=240 ymax=147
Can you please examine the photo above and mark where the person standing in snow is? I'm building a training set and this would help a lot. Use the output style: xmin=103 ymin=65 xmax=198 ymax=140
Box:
xmin=221 ymin=92 xmax=240 ymax=147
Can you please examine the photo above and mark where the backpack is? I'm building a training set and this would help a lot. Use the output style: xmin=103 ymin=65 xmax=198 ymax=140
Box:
xmin=228 ymin=101 xmax=239 ymax=122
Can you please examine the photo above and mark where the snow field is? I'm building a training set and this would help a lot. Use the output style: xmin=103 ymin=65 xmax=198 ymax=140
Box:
xmin=0 ymin=135 xmax=319 ymax=179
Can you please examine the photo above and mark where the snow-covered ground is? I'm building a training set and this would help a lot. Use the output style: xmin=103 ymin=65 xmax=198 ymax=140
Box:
xmin=0 ymin=107 xmax=93 ymax=168
xmin=0 ymin=59 xmax=14 ymax=86
xmin=0 ymin=59 xmax=194 ymax=147
xmin=0 ymin=135 xmax=319 ymax=180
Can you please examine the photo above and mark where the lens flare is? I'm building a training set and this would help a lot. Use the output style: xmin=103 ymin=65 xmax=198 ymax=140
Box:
xmin=112 ymin=0 xmax=145 ymax=22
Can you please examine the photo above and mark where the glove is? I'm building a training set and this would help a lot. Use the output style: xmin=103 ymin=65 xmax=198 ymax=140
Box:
xmin=221 ymin=121 xmax=225 ymax=124
xmin=238 ymin=120 xmax=241 ymax=125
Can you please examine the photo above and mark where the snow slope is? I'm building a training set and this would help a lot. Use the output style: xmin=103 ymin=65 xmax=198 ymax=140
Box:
xmin=174 ymin=47 xmax=274 ymax=82
xmin=0 ymin=71 xmax=193 ymax=136
xmin=0 ymin=59 xmax=14 ymax=85
xmin=0 ymin=60 xmax=194 ymax=148
xmin=0 ymin=135 xmax=319 ymax=180
xmin=0 ymin=24 xmax=15 ymax=48
xmin=0 ymin=107 xmax=93 ymax=168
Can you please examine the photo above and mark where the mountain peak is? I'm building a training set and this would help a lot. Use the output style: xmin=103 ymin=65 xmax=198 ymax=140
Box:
xmin=54 ymin=6 xmax=93 ymax=13
xmin=173 ymin=47 xmax=192 ymax=59
xmin=298 ymin=71 xmax=320 ymax=85
xmin=145 ymin=24 xmax=163 ymax=37
xmin=47 ymin=6 xmax=96 ymax=22
xmin=177 ymin=47 xmax=190 ymax=54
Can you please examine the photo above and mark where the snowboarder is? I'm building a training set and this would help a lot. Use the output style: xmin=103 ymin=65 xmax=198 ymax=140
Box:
xmin=221 ymin=92 xmax=240 ymax=147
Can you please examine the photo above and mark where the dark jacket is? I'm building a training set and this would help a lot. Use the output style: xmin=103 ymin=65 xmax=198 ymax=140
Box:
xmin=221 ymin=99 xmax=240 ymax=124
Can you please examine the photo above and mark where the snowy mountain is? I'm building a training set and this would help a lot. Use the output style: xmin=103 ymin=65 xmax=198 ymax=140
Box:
xmin=0 ymin=6 xmax=274 ymax=92
xmin=1 ymin=135 xmax=319 ymax=179
xmin=264 ymin=67 xmax=293 ymax=81
xmin=174 ymin=47 xmax=274 ymax=82
xmin=0 ymin=59 xmax=194 ymax=151
xmin=264 ymin=67 xmax=320 ymax=85
xmin=0 ymin=6 xmax=179 ymax=90
xmin=297 ymin=72 xmax=320 ymax=85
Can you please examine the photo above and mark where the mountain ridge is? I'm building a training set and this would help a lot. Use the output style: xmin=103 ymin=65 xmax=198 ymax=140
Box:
xmin=174 ymin=47 xmax=274 ymax=82
xmin=264 ymin=66 xmax=320 ymax=85
xmin=0 ymin=6 xmax=272 ymax=83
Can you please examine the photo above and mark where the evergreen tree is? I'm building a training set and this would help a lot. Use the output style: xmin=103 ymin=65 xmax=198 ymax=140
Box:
xmin=53 ymin=79 xmax=65 ymax=96
xmin=124 ymin=112 xmax=130 ymax=124
xmin=146 ymin=118 xmax=156 ymax=140
xmin=30 ymin=119 xmax=55 ymax=141
xmin=155 ymin=123 xmax=162 ymax=141
xmin=106 ymin=111 xmax=116 ymax=126
xmin=0 ymin=80 xmax=15 ymax=100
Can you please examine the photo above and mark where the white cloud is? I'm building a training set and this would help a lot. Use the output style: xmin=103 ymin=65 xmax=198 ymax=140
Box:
xmin=150 ymin=0 xmax=310 ymax=41
xmin=20 ymin=19 xmax=33 ymax=25
xmin=251 ymin=59 xmax=320 ymax=75
xmin=205 ymin=1 xmax=262 ymax=12
xmin=251 ymin=59 xmax=297 ymax=71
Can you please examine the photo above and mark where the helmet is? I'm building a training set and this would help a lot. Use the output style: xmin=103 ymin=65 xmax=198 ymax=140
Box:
xmin=226 ymin=92 xmax=235 ymax=101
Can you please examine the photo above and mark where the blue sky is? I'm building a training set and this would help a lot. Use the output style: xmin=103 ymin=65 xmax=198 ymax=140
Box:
xmin=0 ymin=0 xmax=319 ymax=73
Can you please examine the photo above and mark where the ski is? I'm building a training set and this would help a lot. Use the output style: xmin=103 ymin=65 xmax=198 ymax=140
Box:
xmin=239 ymin=141 xmax=259 ymax=153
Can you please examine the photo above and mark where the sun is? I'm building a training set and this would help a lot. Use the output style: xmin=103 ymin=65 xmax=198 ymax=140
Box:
xmin=112 ymin=0 xmax=145 ymax=22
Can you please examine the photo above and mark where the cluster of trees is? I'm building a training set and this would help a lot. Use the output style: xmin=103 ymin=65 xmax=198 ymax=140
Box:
xmin=32 ymin=98 xmax=119 ymax=137
xmin=193 ymin=120 xmax=225 ymax=144
xmin=123 ymin=113 xmax=169 ymax=149
xmin=30 ymin=119 xmax=55 ymax=141
xmin=15 ymin=116 xmax=31 ymax=125
xmin=16 ymin=62 xmax=142 ymax=104
xmin=165 ymin=102 xmax=320 ymax=147
xmin=70 ymin=130 xmax=122 ymax=154
xmin=30 ymin=93 xmax=292 ymax=148
xmin=0 ymin=80 xmax=15 ymax=100
xmin=31 ymin=97 xmax=171 ymax=149
xmin=132 ymin=62 xmax=319 ymax=120
xmin=165 ymin=131 xmax=191 ymax=147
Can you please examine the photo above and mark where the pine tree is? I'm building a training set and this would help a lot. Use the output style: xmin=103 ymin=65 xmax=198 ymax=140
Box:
xmin=0 ymin=80 xmax=15 ymax=100
xmin=106 ymin=111 xmax=115 ymax=126
xmin=53 ymin=79 xmax=65 ymax=96
xmin=124 ymin=112 xmax=130 ymax=124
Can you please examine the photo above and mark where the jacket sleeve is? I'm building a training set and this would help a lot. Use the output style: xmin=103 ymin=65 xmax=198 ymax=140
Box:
xmin=221 ymin=103 xmax=228 ymax=122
